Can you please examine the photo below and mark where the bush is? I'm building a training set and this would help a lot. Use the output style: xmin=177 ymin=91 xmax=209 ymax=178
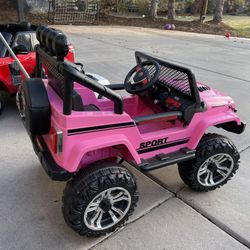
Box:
xmin=137 ymin=0 xmax=150 ymax=15
xmin=117 ymin=2 xmax=128 ymax=13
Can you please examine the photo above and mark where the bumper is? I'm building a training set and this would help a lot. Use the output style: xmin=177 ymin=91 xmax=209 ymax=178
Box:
xmin=217 ymin=121 xmax=246 ymax=134
xmin=31 ymin=135 xmax=73 ymax=181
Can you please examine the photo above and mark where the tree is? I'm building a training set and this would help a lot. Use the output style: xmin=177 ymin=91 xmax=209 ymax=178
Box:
xmin=99 ymin=0 xmax=116 ymax=15
xmin=168 ymin=0 xmax=175 ymax=20
xmin=200 ymin=0 xmax=208 ymax=23
xmin=17 ymin=0 xmax=25 ymax=22
xmin=191 ymin=0 xmax=203 ymax=14
xmin=213 ymin=0 xmax=225 ymax=22
xmin=149 ymin=0 xmax=159 ymax=18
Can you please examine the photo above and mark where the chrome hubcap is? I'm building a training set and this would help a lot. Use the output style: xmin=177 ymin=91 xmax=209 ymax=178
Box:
xmin=197 ymin=153 xmax=234 ymax=187
xmin=84 ymin=187 xmax=131 ymax=231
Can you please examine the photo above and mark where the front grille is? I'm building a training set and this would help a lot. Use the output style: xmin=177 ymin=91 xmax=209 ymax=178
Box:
xmin=198 ymin=86 xmax=210 ymax=92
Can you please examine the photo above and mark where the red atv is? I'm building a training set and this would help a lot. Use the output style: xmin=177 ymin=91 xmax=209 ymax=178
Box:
xmin=0 ymin=22 xmax=75 ymax=115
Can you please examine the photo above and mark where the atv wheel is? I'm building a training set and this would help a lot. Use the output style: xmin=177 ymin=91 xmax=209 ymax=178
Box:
xmin=178 ymin=133 xmax=240 ymax=192
xmin=0 ymin=94 xmax=4 ymax=116
xmin=62 ymin=162 xmax=139 ymax=237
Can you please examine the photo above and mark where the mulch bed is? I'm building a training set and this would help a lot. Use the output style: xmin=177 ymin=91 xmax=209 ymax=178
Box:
xmin=0 ymin=0 xmax=235 ymax=38
xmin=99 ymin=15 xmax=235 ymax=37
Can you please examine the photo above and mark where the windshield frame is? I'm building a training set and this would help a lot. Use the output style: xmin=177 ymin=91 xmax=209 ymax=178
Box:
xmin=0 ymin=31 xmax=13 ymax=58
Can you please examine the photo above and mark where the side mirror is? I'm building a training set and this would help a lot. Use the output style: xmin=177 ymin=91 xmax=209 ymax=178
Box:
xmin=13 ymin=44 xmax=29 ymax=55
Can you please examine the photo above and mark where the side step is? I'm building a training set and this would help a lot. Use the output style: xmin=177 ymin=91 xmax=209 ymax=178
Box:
xmin=139 ymin=147 xmax=196 ymax=172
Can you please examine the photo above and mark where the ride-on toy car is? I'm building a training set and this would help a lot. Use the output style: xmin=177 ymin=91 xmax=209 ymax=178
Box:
xmin=0 ymin=22 xmax=75 ymax=115
xmin=17 ymin=26 xmax=245 ymax=237
xmin=0 ymin=23 xmax=111 ymax=116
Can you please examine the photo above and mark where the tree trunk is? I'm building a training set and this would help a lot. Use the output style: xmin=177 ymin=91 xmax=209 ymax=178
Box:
xmin=213 ymin=0 xmax=225 ymax=22
xmin=168 ymin=0 xmax=175 ymax=20
xmin=200 ymin=0 xmax=208 ymax=23
xmin=191 ymin=0 xmax=203 ymax=14
xmin=149 ymin=0 xmax=159 ymax=18
xmin=17 ymin=0 xmax=25 ymax=22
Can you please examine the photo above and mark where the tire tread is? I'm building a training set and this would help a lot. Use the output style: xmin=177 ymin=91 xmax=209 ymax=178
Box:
xmin=178 ymin=133 xmax=240 ymax=192
xmin=62 ymin=162 xmax=139 ymax=237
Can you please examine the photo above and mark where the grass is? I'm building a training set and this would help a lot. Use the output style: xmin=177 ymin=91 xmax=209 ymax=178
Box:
xmin=223 ymin=16 xmax=250 ymax=38
xmin=175 ymin=15 xmax=250 ymax=38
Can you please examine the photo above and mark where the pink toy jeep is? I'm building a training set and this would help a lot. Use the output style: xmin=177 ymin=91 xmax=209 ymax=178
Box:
xmin=17 ymin=27 xmax=245 ymax=237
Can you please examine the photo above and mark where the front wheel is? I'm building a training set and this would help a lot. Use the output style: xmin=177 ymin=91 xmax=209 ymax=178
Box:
xmin=178 ymin=133 xmax=240 ymax=192
xmin=62 ymin=162 xmax=139 ymax=237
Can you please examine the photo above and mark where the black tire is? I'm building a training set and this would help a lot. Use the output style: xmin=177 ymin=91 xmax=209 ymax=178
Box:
xmin=19 ymin=78 xmax=50 ymax=135
xmin=62 ymin=162 xmax=139 ymax=237
xmin=178 ymin=133 xmax=240 ymax=192
xmin=0 ymin=94 xmax=4 ymax=116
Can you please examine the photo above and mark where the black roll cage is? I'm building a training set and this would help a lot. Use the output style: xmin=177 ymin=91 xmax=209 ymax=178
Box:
xmin=135 ymin=51 xmax=201 ymax=107
xmin=35 ymin=45 xmax=123 ymax=115
xmin=35 ymin=26 xmax=201 ymax=121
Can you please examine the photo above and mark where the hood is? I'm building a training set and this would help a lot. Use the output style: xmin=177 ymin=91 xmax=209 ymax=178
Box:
xmin=197 ymin=82 xmax=235 ymax=109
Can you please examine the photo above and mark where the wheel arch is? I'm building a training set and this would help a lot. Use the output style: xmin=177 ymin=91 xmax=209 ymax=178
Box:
xmin=67 ymin=135 xmax=141 ymax=172
xmin=188 ymin=114 xmax=243 ymax=150
xmin=0 ymin=79 xmax=8 ymax=92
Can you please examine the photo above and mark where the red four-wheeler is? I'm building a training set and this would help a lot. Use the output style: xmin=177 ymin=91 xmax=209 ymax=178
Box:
xmin=18 ymin=27 xmax=245 ymax=237
xmin=0 ymin=22 xmax=74 ymax=115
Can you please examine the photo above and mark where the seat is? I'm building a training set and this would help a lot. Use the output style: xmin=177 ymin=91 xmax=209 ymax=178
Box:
xmin=70 ymin=90 xmax=100 ymax=112
xmin=84 ymin=105 xmax=100 ymax=111
xmin=48 ymin=72 xmax=100 ymax=112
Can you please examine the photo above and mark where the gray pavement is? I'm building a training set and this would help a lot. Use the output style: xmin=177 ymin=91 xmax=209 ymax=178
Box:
xmin=1 ymin=26 xmax=250 ymax=249
xmin=93 ymin=198 xmax=248 ymax=250
xmin=0 ymin=100 xmax=172 ymax=250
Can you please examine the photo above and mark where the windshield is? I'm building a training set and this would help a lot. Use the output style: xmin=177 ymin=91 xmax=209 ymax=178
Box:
xmin=0 ymin=32 xmax=12 ymax=58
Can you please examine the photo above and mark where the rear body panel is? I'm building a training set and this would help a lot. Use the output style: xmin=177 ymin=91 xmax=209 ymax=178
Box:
xmin=41 ymin=80 xmax=242 ymax=173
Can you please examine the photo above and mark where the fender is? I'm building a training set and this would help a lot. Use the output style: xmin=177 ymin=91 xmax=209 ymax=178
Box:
xmin=215 ymin=120 xmax=245 ymax=134
xmin=66 ymin=134 xmax=141 ymax=172
xmin=0 ymin=79 xmax=8 ymax=91
xmin=0 ymin=64 xmax=18 ymax=94
xmin=187 ymin=110 xmax=244 ymax=149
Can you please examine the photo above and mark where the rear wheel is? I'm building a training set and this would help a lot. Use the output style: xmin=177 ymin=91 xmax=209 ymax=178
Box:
xmin=62 ymin=162 xmax=139 ymax=237
xmin=178 ymin=133 xmax=240 ymax=192
xmin=0 ymin=94 xmax=4 ymax=116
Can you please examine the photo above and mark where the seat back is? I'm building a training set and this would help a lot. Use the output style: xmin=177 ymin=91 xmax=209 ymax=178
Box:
xmin=35 ymin=26 xmax=84 ymax=111
xmin=34 ymin=25 xmax=123 ymax=115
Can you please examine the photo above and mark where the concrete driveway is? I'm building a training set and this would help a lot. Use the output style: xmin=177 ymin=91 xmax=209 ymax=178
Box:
xmin=0 ymin=26 xmax=249 ymax=250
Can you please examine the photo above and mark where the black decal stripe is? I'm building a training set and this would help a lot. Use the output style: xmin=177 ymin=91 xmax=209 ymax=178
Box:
xmin=68 ymin=122 xmax=135 ymax=136
xmin=137 ymin=138 xmax=190 ymax=154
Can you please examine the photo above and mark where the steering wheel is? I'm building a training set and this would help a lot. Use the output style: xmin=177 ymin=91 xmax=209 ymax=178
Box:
xmin=124 ymin=60 xmax=161 ymax=94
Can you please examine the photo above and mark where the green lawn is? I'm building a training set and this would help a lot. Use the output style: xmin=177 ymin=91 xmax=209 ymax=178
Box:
xmin=223 ymin=16 xmax=250 ymax=38
xmin=175 ymin=15 xmax=250 ymax=38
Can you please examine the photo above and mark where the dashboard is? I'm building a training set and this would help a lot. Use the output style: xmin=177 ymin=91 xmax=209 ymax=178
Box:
xmin=150 ymin=82 xmax=194 ymax=113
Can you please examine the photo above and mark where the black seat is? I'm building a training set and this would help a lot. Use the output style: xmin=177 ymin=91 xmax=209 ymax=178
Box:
xmin=48 ymin=72 xmax=100 ymax=112
xmin=72 ymin=90 xmax=84 ymax=111
xmin=84 ymin=105 xmax=100 ymax=111
xmin=72 ymin=91 xmax=99 ymax=111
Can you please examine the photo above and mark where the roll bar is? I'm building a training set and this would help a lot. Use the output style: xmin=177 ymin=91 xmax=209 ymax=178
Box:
xmin=58 ymin=61 xmax=123 ymax=114
xmin=135 ymin=51 xmax=201 ymax=107
xmin=36 ymin=42 xmax=123 ymax=115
